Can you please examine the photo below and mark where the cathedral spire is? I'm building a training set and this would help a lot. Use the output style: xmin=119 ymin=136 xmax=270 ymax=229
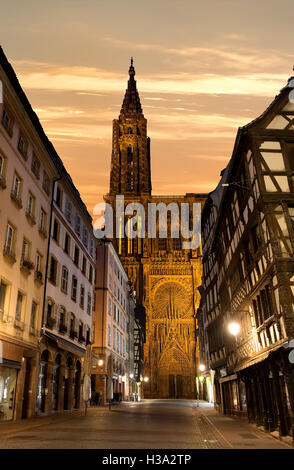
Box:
xmin=121 ymin=58 xmax=143 ymax=116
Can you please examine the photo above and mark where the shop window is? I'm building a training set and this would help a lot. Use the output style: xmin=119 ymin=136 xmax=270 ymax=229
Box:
xmin=0 ymin=366 xmax=17 ymax=421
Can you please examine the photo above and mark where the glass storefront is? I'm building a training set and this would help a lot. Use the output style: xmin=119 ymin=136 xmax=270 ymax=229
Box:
xmin=0 ymin=365 xmax=17 ymax=421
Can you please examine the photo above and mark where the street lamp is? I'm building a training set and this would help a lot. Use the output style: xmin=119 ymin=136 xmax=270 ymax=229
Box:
xmin=199 ymin=364 xmax=205 ymax=372
xmin=129 ymin=373 xmax=134 ymax=379
xmin=98 ymin=359 xmax=104 ymax=367
xmin=143 ymin=376 xmax=149 ymax=382
xmin=228 ymin=322 xmax=240 ymax=336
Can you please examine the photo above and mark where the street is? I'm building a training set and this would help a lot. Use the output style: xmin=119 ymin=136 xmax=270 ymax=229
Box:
xmin=0 ymin=400 xmax=291 ymax=449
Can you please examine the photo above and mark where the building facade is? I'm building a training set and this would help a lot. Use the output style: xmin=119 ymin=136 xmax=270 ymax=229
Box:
xmin=105 ymin=61 xmax=207 ymax=398
xmin=199 ymin=76 xmax=294 ymax=440
xmin=92 ymin=240 xmax=131 ymax=404
xmin=39 ymin=177 xmax=95 ymax=414
xmin=0 ymin=48 xmax=59 ymax=421
xmin=0 ymin=47 xmax=95 ymax=420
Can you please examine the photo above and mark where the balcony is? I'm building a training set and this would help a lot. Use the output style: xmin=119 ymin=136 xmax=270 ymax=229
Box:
xmin=21 ymin=259 xmax=34 ymax=274
xmin=0 ymin=174 xmax=6 ymax=189
xmin=10 ymin=190 xmax=23 ymax=209
xmin=46 ymin=317 xmax=56 ymax=329
xmin=14 ymin=318 xmax=25 ymax=331
xmin=3 ymin=245 xmax=16 ymax=263
xmin=34 ymin=270 xmax=43 ymax=284
xmin=25 ymin=210 xmax=36 ymax=226
xmin=59 ymin=324 xmax=68 ymax=334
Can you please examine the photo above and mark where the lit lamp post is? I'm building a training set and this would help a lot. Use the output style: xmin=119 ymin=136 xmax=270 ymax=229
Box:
xmin=228 ymin=322 xmax=240 ymax=337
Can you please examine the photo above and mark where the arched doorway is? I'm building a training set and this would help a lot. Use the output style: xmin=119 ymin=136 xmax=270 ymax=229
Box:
xmin=158 ymin=348 xmax=192 ymax=398
xmin=37 ymin=350 xmax=50 ymax=413
xmin=64 ymin=356 xmax=72 ymax=410
xmin=73 ymin=360 xmax=81 ymax=408
xmin=52 ymin=354 xmax=61 ymax=411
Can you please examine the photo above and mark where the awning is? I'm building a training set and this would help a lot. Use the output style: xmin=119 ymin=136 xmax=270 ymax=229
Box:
xmin=219 ymin=374 xmax=237 ymax=383
xmin=44 ymin=330 xmax=86 ymax=357
xmin=234 ymin=351 xmax=270 ymax=372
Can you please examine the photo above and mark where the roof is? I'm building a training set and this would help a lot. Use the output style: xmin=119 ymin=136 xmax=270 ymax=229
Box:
xmin=120 ymin=59 xmax=143 ymax=117
xmin=0 ymin=46 xmax=92 ymax=225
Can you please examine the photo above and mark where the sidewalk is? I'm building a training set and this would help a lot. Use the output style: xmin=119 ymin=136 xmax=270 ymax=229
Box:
xmin=197 ymin=404 xmax=293 ymax=449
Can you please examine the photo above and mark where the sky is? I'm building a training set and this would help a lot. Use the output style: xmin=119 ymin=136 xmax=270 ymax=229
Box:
xmin=0 ymin=0 xmax=294 ymax=215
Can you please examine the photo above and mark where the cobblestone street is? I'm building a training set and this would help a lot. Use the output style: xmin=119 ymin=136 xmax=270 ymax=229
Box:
xmin=0 ymin=400 xmax=291 ymax=449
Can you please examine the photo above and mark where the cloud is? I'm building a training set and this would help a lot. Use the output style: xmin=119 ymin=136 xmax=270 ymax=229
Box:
xmin=12 ymin=59 xmax=289 ymax=99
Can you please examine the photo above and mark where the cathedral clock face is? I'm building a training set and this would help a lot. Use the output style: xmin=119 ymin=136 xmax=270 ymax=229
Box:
xmin=152 ymin=281 xmax=192 ymax=319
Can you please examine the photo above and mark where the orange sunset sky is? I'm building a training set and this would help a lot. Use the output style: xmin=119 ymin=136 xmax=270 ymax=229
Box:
xmin=1 ymin=0 xmax=294 ymax=215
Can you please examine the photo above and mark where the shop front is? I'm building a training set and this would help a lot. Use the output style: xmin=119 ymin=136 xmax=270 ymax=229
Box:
xmin=0 ymin=340 xmax=24 ymax=421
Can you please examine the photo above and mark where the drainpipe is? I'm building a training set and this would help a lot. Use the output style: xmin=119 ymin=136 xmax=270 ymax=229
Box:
xmin=41 ymin=176 xmax=62 ymax=328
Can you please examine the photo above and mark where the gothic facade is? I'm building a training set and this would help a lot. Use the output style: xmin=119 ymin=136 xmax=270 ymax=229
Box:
xmin=105 ymin=61 xmax=207 ymax=398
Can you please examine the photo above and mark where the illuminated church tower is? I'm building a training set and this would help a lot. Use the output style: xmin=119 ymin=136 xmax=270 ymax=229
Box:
xmin=110 ymin=58 xmax=151 ymax=197
xmin=105 ymin=60 xmax=207 ymax=398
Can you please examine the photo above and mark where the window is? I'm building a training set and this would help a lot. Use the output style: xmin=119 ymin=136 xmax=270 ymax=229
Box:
xmin=55 ymin=186 xmax=62 ymax=209
xmin=59 ymin=308 xmax=66 ymax=331
xmin=17 ymin=133 xmax=27 ymax=159
xmin=27 ymin=192 xmax=35 ymax=217
xmin=113 ymin=327 xmax=116 ymax=349
xmin=70 ymin=313 xmax=75 ymax=335
xmin=42 ymin=170 xmax=50 ymax=195
xmin=1 ymin=106 xmax=13 ymax=136
xmin=80 ymin=285 xmax=85 ymax=308
xmin=31 ymin=154 xmax=40 ymax=178
xmin=75 ymin=215 xmax=81 ymax=236
xmin=65 ymin=200 xmax=72 ymax=223
xmin=0 ymin=153 xmax=5 ymax=176
xmin=82 ymin=226 xmax=88 ymax=247
xmin=21 ymin=238 xmax=30 ymax=262
xmin=87 ymin=293 xmax=91 ymax=314
xmin=108 ymin=326 xmax=111 ymax=346
xmin=39 ymin=209 xmax=47 ymax=232
xmin=82 ymin=256 xmax=86 ymax=275
xmin=61 ymin=266 xmax=69 ymax=293
xmin=49 ymin=256 xmax=58 ymax=284
xmin=108 ymin=298 xmax=112 ymax=315
xmin=12 ymin=173 xmax=21 ymax=197
xmin=78 ymin=321 xmax=84 ymax=341
xmin=90 ymin=239 xmax=94 ymax=258
xmin=64 ymin=232 xmax=70 ymax=254
xmin=86 ymin=327 xmax=90 ymax=345
xmin=30 ymin=301 xmax=37 ymax=329
xmin=71 ymin=275 xmax=77 ymax=301
xmin=52 ymin=219 xmax=60 ymax=243
xmin=35 ymin=252 xmax=42 ymax=274
xmin=47 ymin=299 xmax=54 ymax=321
xmin=89 ymin=265 xmax=93 ymax=284
xmin=0 ymin=281 xmax=8 ymax=313
xmin=74 ymin=245 xmax=80 ymax=266
xmin=5 ymin=224 xmax=14 ymax=252
xmin=15 ymin=291 xmax=23 ymax=321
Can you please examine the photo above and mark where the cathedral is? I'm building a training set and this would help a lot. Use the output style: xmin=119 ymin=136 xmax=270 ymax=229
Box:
xmin=105 ymin=60 xmax=207 ymax=398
